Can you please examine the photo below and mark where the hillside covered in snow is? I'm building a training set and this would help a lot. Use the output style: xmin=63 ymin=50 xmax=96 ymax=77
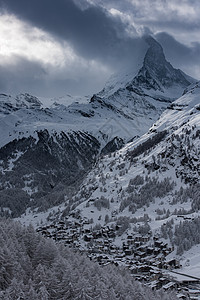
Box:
xmin=17 ymin=81 xmax=200 ymax=299
xmin=0 ymin=34 xmax=200 ymax=298
xmin=0 ymin=37 xmax=195 ymax=218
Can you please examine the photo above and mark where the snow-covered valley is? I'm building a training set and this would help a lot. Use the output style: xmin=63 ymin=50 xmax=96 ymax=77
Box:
xmin=1 ymin=37 xmax=200 ymax=299
xmin=16 ymin=80 xmax=200 ymax=299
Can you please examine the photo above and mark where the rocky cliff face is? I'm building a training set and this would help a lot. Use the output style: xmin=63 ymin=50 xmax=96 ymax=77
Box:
xmin=0 ymin=130 xmax=100 ymax=216
xmin=131 ymin=37 xmax=191 ymax=95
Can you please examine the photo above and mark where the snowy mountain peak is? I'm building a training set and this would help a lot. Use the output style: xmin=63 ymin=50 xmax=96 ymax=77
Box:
xmin=0 ymin=93 xmax=42 ymax=114
xmin=97 ymin=36 xmax=194 ymax=103
xmin=129 ymin=36 xmax=192 ymax=98
xmin=144 ymin=35 xmax=166 ymax=66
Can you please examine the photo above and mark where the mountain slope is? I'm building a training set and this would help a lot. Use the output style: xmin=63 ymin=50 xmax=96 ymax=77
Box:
xmin=20 ymin=82 xmax=200 ymax=232
xmin=0 ymin=36 xmax=196 ymax=216
xmin=131 ymin=36 xmax=191 ymax=97
xmin=77 ymin=80 xmax=200 ymax=218
xmin=98 ymin=36 xmax=194 ymax=101
xmin=18 ymin=82 xmax=200 ymax=298
xmin=0 ymin=37 xmax=194 ymax=148
xmin=0 ymin=130 xmax=100 ymax=216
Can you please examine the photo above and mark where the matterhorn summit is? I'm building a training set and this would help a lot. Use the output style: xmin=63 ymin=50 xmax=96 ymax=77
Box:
xmin=100 ymin=36 xmax=195 ymax=102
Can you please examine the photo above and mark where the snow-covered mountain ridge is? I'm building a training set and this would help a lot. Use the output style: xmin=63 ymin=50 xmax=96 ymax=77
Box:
xmin=0 ymin=37 xmax=194 ymax=147
xmin=98 ymin=36 xmax=195 ymax=101
xmin=20 ymin=82 xmax=199 ymax=290
xmin=0 ymin=36 xmax=196 ymax=218
xmin=59 ymin=80 xmax=200 ymax=223
xmin=16 ymin=81 xmax=200 ymax=298
xmin=0 ymin=36 xmax=197 ymax=297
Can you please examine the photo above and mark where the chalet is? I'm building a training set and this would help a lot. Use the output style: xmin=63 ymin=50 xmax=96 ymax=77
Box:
xmin=134 ymin=234 xmax=150 ymax=243
xmin=57 ymin=229 xmax=66 ymax=234
xmin=57 ymin=226 xmax=65 ymax=231
xmin=134 ymin=241 xmax=141 ymax=248
xmin=156 ymin=253 xmax=165 ymax=261
xmin=153 ymin=261 xmax=163 ymax=269
xmin=134 ymin=235 xmax=143 ymax=242
xmin=125 ymin=249 xmax=133 ymax=256
xmin=154 ymin=240 xmax=163 ymax=248
xmin=115 ymin=254 xmax=125 ymax=259
xmin=110 ymin=245 xmax=117 ymax=250
xmin=149 ymin=269 xmax=162 ymax=280
xmin=146 ymin=258 xmax=155 ymax=266
xmin=65 ymin=238 xmax=73 ymax=245
xmin=166 ymin=259 xmax=180 ymax=269
xmin=162 ymin=242 xmax=168 ymax=249
xmin=163 ymin=281 xmax=179 ymax=291
xmin=115 ymin=225 xmax=122 ymax=231
xmin=122 ymin=243 xmax=129 ymax=251
xmin=50 ymin=224 xmax=57 ymax=228
xmin=88 ymin=198 xmax=95 ymax=203
xmin=127 ymin=235 xmax=134 ymax=245
xmin=104 ymin=240 xmax=110 ymax=246
xmin=111 ymin=210 xmax=118 ymax=217
xmin=69 ymin=228 xmax=77 ymax=234
xmin=135 ymin=251 xmax=146 ymax=259
xmin=69 ymin=212 xmax=76 ymax=218
xmin=138 ymin=245 xmax=147 ymax=253
xmin=162 ymin=249 xmax=170 ymax=257
xmin=137 ymin=265 xmax=151 ymax=273
xmin=56 ymin=235 xmax=65 ymax=241
xmin=148 ymin=280 xmax=160 ymax=290
xmin=58 ymin=221 xmax=65 ymax=226
xmin=146 ymin=247 xmax=154 ymax=255
xmin=127 ymin=235 xmax=133 ymax=239
xmin=154 ymin=248 xmax=161 ymax=255
xmin=158 ymin=277 xmax=169 ymax=286
xmin=176 ymin=294 xmax=187 ymax=300
xmin=84 ymin=234 xmax=92 ymax=242
xmin=141 ymin=235 xmax=150 ymax=243
xmin=98 ymin=245 xmax=104 ymax=251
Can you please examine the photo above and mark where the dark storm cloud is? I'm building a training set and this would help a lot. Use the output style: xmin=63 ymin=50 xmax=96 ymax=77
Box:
xmin=0 ymin=55 xmax=112 ymax=97
xmin=0 ymin=0 xmax=199 ymax=97
xmin=0 ymin=0 xmax=146 ymax=68
xmin=94 ymin=0 xmax=200 ymax=37
xmin=0 ymin=55 xmax=48 ymax=95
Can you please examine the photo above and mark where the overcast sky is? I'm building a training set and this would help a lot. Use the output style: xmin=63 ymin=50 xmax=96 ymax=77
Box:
xmin=0 ymin=0 xmax=199 ymax=97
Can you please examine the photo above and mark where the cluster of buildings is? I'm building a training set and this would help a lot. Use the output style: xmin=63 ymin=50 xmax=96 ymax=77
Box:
xmin=37 ymin=214 xmax=200 ymax=299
